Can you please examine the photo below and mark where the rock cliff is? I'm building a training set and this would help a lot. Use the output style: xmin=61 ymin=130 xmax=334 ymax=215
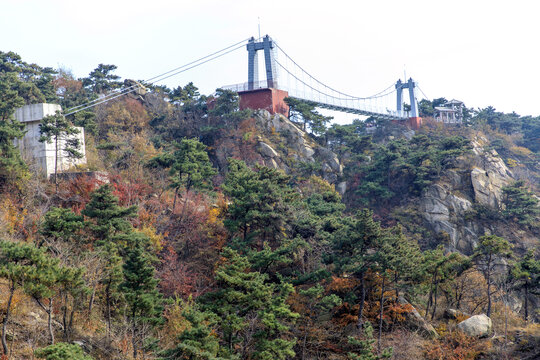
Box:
xmin=252 ymin=110 xmax=344 ymax=187
xmin=419 ymin=136 xmax=535 ymax=254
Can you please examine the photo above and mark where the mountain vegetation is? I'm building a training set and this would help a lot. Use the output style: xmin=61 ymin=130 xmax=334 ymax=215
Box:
xmin=0 ymin=51 xmax=539 ymax=359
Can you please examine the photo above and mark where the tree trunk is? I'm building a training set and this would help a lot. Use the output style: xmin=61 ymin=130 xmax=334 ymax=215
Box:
xmin=431 ymin=282 xmax=439 ymax=321
xmin=180 ymin=187 xmax=190 ymax=222
xmin=524 ymin=285 xmax=529 ymax=322
xmin=394 ymin=272 xmax=399 ymax=300
xmin=62 ymin=293 xmax=68 ymax=338
xmin=106 ymin=280 xmax=112 ymax=341
xmin=378 ymin=276 xmax=386 ymax=354
xmin=48 ymin=298 xmax=55 ymax=345
xmin=132 ymin=315 xmax=137 ymax=359
xmin=1 ymin=284 xmax=15 ymax=355
xmin=486 ymin=261 xmax=492 ymax=317
xmin=172 ymin=187 xmax=179 ymax=212
xmin=54 ymin=134 xmax=59 ymax=193
xmin=357 ymin=274 xmax=366 ymax=333
xmin=88 ymin=284 xmax=96 ymax=314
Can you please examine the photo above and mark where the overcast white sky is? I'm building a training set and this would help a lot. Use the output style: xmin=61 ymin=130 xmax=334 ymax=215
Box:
xmin=2 ymin=0 xmax=540 ymax=118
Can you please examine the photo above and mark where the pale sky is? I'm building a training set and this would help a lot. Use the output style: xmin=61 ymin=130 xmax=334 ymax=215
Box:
xmin=2 ymin=0 xmax=540 ymax=118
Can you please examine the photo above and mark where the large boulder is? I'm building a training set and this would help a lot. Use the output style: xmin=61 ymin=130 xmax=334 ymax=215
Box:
xmin=457 ymin=314 xmax=492 ymax=337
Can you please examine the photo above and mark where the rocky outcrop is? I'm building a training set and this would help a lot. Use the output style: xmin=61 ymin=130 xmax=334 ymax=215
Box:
xmin=398 ymin=296 xmax=438 ymax=339
xmin=420 ymin=137 xmax=514 ymax=253
xmin=253 ymin=110 xmax=343 ymax=186
xmin=457 ymin=314 xmax=492 ymax=337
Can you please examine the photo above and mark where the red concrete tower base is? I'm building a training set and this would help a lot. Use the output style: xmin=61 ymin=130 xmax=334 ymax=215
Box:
xmin=407 ymin=117 xmax=423 ymax=130
xmin=238 ymin=88 xmax=289 ymax=116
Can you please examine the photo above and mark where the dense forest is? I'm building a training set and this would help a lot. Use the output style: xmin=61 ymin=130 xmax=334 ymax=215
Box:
xmin=0 ymin=50 xmax=539 ymax=359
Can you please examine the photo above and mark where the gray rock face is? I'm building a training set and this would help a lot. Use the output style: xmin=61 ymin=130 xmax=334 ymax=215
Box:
xmin=258 ymin=141 xmax=279 ymax=158
xmin=457 ymin=314 xmax=492 ymax=337
xmin=420 ymin=137 xmax=514 ymax=253
xmin=253 ymin=110 xmax=343 ymax=184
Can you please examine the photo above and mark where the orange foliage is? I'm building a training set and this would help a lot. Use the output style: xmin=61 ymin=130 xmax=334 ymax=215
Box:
xmin=57 ymin=174 xmax=106 ymax=213
xmin=327 ymin=276 xmax=361 ymax=295
xmin=424 ymin=330 xmax=488 ymax=360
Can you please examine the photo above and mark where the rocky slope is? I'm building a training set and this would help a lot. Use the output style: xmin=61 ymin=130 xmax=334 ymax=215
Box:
xmin=420 ymin=136 xmax=537 ymax=254
xmin=252 ymin=110 xmax=344 ymax=187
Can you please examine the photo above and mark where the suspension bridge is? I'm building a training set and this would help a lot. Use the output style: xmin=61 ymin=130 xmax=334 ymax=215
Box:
xmin=65 ymin=35 xmax=429 ymax=127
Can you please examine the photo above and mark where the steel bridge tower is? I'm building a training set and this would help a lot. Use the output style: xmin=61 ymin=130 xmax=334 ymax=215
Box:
xmin=395 ymin=78 xmax=419 ymax=118
xmin=247 ymin=35 xmax=278 ymax=90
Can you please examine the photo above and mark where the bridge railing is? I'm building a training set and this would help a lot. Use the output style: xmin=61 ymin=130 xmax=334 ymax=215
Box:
xmin=221 ymin=81 xmax=408 ymax=119
xmin=222 ymin=80 xmax=278 ymax=92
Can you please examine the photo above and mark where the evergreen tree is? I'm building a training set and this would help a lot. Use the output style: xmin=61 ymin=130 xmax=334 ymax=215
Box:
xmin=159 ymin=303 xmax=224 ymax=360
xmin=472 ymin=235 xmax=513 ymax=317
xmin=285 ymin=97 xmax=332 ymax=137
xmin=82 ymin=184 xmax=137 ymax=244
xmin=35 ymin=342 xmax=93 ymax=360
xmin=82 ymin=64 xmax=121 ymax=94
xmin=0 ymin=72 xmax=27 ymax=188
xmin=82 ymin=185 xmax=138 ymax=338
xmin=421 ymin=246 xmax=470 ymax=320
xmin=329 ymin=209 xmax=382 ymax=332
xmin=222 ymin=159 xmax=294 ymax=246
xmin=39 ymin=206 xmax=84 ymax=248
xmin=511 ymin=250 xmax=540 ymax=321
xmin=200 ymin=248 xmax=297 ymax=360
xmin=148 ymin=138 xmax=216 ymax=214
xmin=0 ymin=240 xmax=52 ymax=354
xmin=0 ymin=240 xmax=82 ymax=352
xmin=121 ymin=239 xmax=164 ymax=359
xmin=347 ymin=322 xmax=392 ymax=360
xmin=502 ymin=180 xmax=540 ymax=226
xmin=39 ymin=110 xmax=83 ymax=191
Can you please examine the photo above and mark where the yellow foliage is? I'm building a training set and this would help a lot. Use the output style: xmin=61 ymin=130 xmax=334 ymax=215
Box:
xmin=137 ymin=225 xmax=163 ymax=252
xmin=506 ymin=158 xmax=519 ymax=168
xmin=509 ymin=145 xmax=532 ymax=157
xmin=0 ymin=198 xmax=26 ymax=234
xmin=207 ymin=207 xmax=221 ymax=226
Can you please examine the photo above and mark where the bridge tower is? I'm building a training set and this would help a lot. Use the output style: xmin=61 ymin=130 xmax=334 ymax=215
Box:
xmin=239 ymin=35 xmax=289 ymax=116
xmin=247 ymin=35 xmax=278 ymax=89
xmin=395 ymin=78 xmax=422 ymax=129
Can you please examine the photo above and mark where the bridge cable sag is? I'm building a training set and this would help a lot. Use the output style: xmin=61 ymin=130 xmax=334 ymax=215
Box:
xmin=65 ymin=37 xmax=253 ymax=116
xmin=274 ymin=42 xmax=396 ymax=100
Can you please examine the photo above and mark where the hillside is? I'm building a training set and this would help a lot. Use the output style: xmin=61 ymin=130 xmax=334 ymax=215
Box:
xmin=0 ymin=52 xmax=539 ymax=360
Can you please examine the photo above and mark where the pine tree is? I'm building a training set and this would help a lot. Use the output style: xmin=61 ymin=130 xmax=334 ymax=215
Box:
xmin=347 ymin=322 xmax=392 ymax=360
xmin=159 ymin=303 xmax=223 ymax=360
xmin=329 ymin=209 xmax=382 ymax=332
xmin=39 ymin=110 xmax=83 ymax=191
xmin=473 ymin=235 xmax=513 ymax=317
xmin=502 ymin=180 xmax=540 ymax=226
xmin=0 ymin=240 xmax=83 ymax=352
xmin=148 ymin=138 xmax=216 ymax=215
xmin=511 ymin=250 xmax=539 ymax=321
xmin=82 ymin=184 xmax=137 ymax=337
xmin=0 ymin=72 xmax=27 ymax=188
xmin=222 ymin=159 xmax=294 ymax=246
xmin=121 ymin=239 xmax=164 ymax=359
xmin=39 ymin=207 xmax=84 ymax=248
xmin=200 ymin=248 xmax=297 ymax=360
xmin=35 ymin=342 xmax=93 ymax=360
xmin=82 ymin=184 xmax=137 ymax=244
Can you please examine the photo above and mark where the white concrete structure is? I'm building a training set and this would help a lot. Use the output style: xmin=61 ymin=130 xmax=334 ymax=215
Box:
xmin=14 ymin=103 xmax=86 ymax=178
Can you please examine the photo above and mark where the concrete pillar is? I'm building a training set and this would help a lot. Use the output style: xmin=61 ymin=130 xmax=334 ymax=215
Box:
xmin=396 ymin=80 xmax=403 ymax=116
xmin=247 ymin=37 xmax=259 ymax=90
xmin=407 ymin=78 xmax=419 ymax=118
